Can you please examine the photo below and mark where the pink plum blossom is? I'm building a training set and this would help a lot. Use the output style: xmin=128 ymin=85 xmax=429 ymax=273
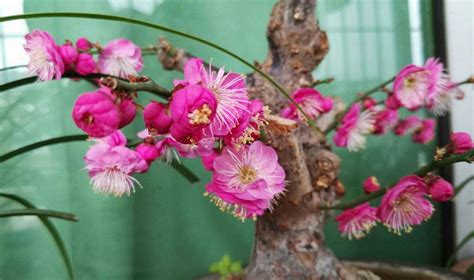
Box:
xmin=394 ymin=115 xmax=422 ymax=136
xmin=58 ymin=42 xmax=78 ymax=68
xmin=179 ymin=58 xmax=250 ymax=136
xmin=333 ymin=103 xmax=375 ymax=152
xmin=385 ymin=93 xmax=402 ymax=110
xmin=98 ymin=38 xmax=143 ymax=78
xmin=224 ymin=99 xmax=267 ymax=147
xmin=76 ymin=37 xmax=91 ymax=51
xmin=450 ymin=132 xmax=474 ymax=154
xmin=363 ymin=176 xmax=381 ymax=194
xmin=427 ymin=176 xmax=453 ymax=202
xmin=412 ymin=118 xmax=436 ymax=144
xmin=169 ymin=84 xmax=217 ymax=143
xmin=84 ymin=139 xmax=148 ymax=197
xmin=335 ymin=203 xmax=378 ymax=240
xmin=201 ymin=149 xmax=219 ymax=171
xmin=377 ymin=175 xmax=433 ymax=235
xmin=136 ymin=143 xmax=159 ymax=165
xmin=393 ymin=64 xmax=430 ymax=110
xmin=372 ymin=108 xmax=398 ymax=135
xmin=143 ymin=102 xmax=173 ymax=135
xmin=24 ymin=30 xmax=64 ymax=81
xmin=72 ymin=88 xmax=121 ymax=137
xmin=205 ymin=141 xmax=286 ymax=220
xmin=280 ymin=88 xmax=333 ymax=121
xmin=93 ymin=130 xmax=127 ymax=147
xmin=116 ymin=96 xmax=136 ymax=127
xmin=75 ymin=53 xmax=97 ymax=76
xmin=362 ymin=97 xmax=377 ymax=109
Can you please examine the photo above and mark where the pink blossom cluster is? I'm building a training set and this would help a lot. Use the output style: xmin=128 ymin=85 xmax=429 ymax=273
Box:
xmin=24 ymin=30 xmax=143 ymax=80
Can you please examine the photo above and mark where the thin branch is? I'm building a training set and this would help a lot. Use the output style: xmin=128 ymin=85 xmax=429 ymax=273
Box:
xmin=311 ymin=77 xmax=334 ymax=87
xmin=324 ymin=77 xmax=395 ymax=133
xmin=0 ymin=192 xmax=76 ymax=279
xmin=0 ymin=208 xmax=78 ymax=221
xmin=99 ymin=76 xmax=170 ymax=98
xmin=454 ymin=175 xmax=474 ymax=197
xmin=324 ymin=148 xmax=474 ymax=210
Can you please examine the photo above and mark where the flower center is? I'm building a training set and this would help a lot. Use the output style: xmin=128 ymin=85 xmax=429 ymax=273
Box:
xmin=83 ymin=113 xmax=94 ymax=125
xmin=188 ymin=104 xmax=212 ymax=125
xmin=404 ymin=76 xmax=417 ymax=88
xmin=238 ymin=165 xmax=257 ymax=185
xmin=393 ymin=194 xmax=414 ymax=213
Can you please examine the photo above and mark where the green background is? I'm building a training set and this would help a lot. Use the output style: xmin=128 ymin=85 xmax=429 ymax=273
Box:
xmin=0 ymin=0 xmax=441 ymax=279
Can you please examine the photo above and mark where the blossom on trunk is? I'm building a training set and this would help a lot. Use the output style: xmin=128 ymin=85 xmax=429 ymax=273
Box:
xmin=333 ymin=103 xmax=375 ymax=152
xmin=280 ymin=88 xmax=333 ymax=121
xmin=179 ymin=58 xmax=250 ymax=136
xmin=24 ymin=30 xmax=64 ymax=81
xmin=450 ymin=132 xmax=474 ymax=154
xmin=335 ymin=203 xmax=378 ymax=240
xmin=377 ymin=175 xmax=433 ymax=235
xmin=205 ymin=141 xmax=286 ymax=220
xmin=393 ymin=64 xmax=430 ymax=110
xmin=98 ymin=38 xmax=143 ymax=78
xmin=363 ymin=176 xmax=381 ymax=194
xmin=84 ymin=132 xmax=148 ymax=197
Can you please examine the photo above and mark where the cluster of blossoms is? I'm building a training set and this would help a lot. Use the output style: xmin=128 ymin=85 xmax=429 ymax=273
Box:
xmin=336 ymin=132 xmax=474 ymax=239
xmin=23 ymin=30 xmax=286 ymax=221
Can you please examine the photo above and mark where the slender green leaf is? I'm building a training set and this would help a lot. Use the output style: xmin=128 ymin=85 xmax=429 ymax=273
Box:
xmin=0 ymin=208 xmax=78 ymax=220
xmin=0 ymin=193 xmax=76 ymax=279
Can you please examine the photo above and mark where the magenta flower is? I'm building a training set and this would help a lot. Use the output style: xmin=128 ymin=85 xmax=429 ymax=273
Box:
xmin=377 ymin=175 xmax=433 ymax=235
xmin=201 ymin=149 xmax=219 ymax=171
xmin=427 ymin=176 xmax=453 ymax=202
xmin=75 ymin=53 xmax=97 ymax=76
xmin=450 ymin=132 xmax=474 ymax=154
xmin=76 ymin=37 xmax=92 ymax=51
xmin=72 ymin=88 xmax=121 ymax=137
xmin=412 ymin=118 xmax=435 ymax=144
xmin=180 ymin=58 xmax=250 ymax=136
xmin=334 ymin=104 xmax=375 ymax=152
xmin=393 ymin=64 xmax=430 ymax=110
xmin=385 ymin=93 xmax=402 ymax=110
xmin=205 ymin=141 xmax=286 ymax=220
xmin=224 ymin=99 xmax=267 ymax=147
xmin=136 ymin=143 xmax=159 ymax=165
xmin=280 ymin=88 xmax=333 ymax=121
xmin=363 ymin=176 xmax=381 ymax=194
xmin=98 ymin=38 xmax=143 ymax=78
xmin=372 ymin=108 xmax=398 ymax=135
xmin=169 ymin=84 xmax=217 ymax=143
xmin=92 ymin=130 xmax=127 ymax=147
xmin=84 ymin=139 xmax=148 ymax=197
xmin=143 ymin=101 xmax=173 ymax=135
xmin=24 ymin=30 xmax=64 ymax=81
xmin=335 ymin=203 xmax=378 ymax=240
xmin=394 ymin=115 xmax=422 ymax=136
xmin=58 ymin=43 xmax=78 ymax=68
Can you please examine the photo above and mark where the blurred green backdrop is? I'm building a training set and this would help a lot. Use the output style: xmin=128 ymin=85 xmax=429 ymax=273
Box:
xmin=0 ymin=0 xmax=441 ymax=279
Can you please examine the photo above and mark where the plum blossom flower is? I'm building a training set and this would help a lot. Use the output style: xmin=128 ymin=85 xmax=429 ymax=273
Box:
xmin=72 ymin=88 xmax=121 ymax=137
xmin=412 ymin=118 xmax=436 ymax=144
xmin=24 ymin=30 xmax=64 ymax=81
xmin=170 ymin=84 xmax=217 ymax=143
xmin=84 ymin=142 xmax=148 ymax=197
xmin=98 ymin=38 xmax=143 ymax=78
xmin=363 ymin=176 xmax=381 ymax=194
xmin=280 ymin=88 xmax=333 ymax=121
xmin=179 ymin=58 xmax=250 ymax=136
xmin=333 ymin=104 xmax=375 ymax=152
xmin=143 ymin=101 xmax=173 ymax=135
xmin=76 ymin=37 xmax=92 ymax=51
xmin=450 ymin=132 xmax=474 ymax=154
xmin=372 ymin=108 xmax=398 ymax=135
xmin=426 ymin=176 xmax=453 ymax=202
xmin=335 ymin=203 xmax=378 ymax=240
xmin=75 ymin=53 xmax=97 ymax=76
xmin=393 ymin=64 xmax=430 ymax=110
xmin=224 ymin=99 xmax=267 ymax=147
xmin=205 ymin=141 xmax=286 ymax=220
xmin=58 ymin=42 xmax=78 ymax=68
xmin=377 ymin=175 xmax=433 ymax=235
xmin=394 ymin=115 xmax=422 ymax=136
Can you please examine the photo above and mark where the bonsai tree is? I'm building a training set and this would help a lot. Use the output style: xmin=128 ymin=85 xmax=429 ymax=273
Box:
xmin=1 ymin=0 xmax=473 ymax=279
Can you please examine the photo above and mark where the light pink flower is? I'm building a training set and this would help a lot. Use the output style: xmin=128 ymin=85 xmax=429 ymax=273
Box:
xmin=205 ymin=141 xmax=286 ymax=220
xmin=377 ymin=175 xmax=433 ymax=235
xmin=363 ymin=176 xmax=381 ymax=194
xmin=98 ymin=38 xmax=143 ymax=78
xmin=24 ymin=30 xmax=64 ymax=80
xmin=335 ymin=203 xmax=378 ymax=240
xmin=76 ymin=37 xmax=91 ymax=51
xmin=180 ymin=58 xmax=250 ymax=136
xmin=393 ymin=64 xmax=430 ymax=110
xmin=280 ymin=88 xmax=333 ymax=121
xmin=412 ymin=118 xmax=435 ymax=144
xmin=143 ymin=101 xmax=173 ymax=135
xmin=84 ymin=139 xmax=148 ymax=197
xmin=333 ymin=104 xmax=375 ymax=152
xmin=450 ymin=132 xmax=474 ymax=154
xmin=169 ymin=84 xmax=217 ymax=143
xmin=427 ymin=176 xmax=453 ymax=202
xmin=58 ymin=43 xmax=78 ymax=68
xmin=72 ymin=88 xmax=121 ymax=137
xmin=75 ymin=53 xmax=97 ymax=76
xmin=394 ymin=115 xmax=422 ymax=136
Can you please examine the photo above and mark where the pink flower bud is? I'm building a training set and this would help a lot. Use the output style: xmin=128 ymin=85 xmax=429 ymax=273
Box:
xmin=428 ymin=177 xmax=454 ymax=202
xmin=58 ymin=43 xmax=78 ymax=67
xmin=72 ymin=88 xmax=121 ymax=137
xmin=363 ymin=176 xmax=381 ymax=194
xmin=385 ymin=93 xmax=402 ymax=110
xmin=450 ymin=132 xmax=474 ymax=154
xmin=117 ymin=97 xmax=136 ymax=127
xmin=362 ymin=97 xmax=377 ymax=109
xmin=75 ymin=53 xmax=97 ymax=75
xmin=143 ymin=102 xmax=173 ymax=135
xmin=76 ymin=37 xmax=91 ymax=51
xmin=135 ymin=143 xmax=159 ymax=164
